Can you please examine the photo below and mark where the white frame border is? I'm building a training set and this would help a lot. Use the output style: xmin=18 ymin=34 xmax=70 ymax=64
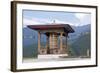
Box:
xmin=16 ymin=3 xmax=97 ymax=70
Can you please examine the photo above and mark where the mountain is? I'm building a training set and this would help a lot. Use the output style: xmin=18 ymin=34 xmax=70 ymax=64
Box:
xmin=23 ymin=27 xmax=47 ymax=58
xmin=68 ymin=24 xmax=90 ymax=43
xmin=69 ymin=32 xmax=91 ymax=57
xmin=67 ymin=24 xmax=91 ymax=57
xmin=23 ymin=24 xmax=91 ymax=58
xmin=23 ymin=27 xmax=46 ymax=46
xmin=23 ymin=44 xmax=38 ymax=58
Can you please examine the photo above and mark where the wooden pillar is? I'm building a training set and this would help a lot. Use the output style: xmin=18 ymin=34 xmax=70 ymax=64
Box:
xmin=46 ymin=36 xmax=49 ymax=49
xmin=38 ymin=32 xmax=41 ymax=54
xmin=46 ymin=35 xmax=50 ymax=54
xmin=65 ymin=33 xmax=68 ymax=55
xmin=60 ymin=32 xmax=63 ymax=53
xmin=49 ymin=33 xmax=52 ymax=49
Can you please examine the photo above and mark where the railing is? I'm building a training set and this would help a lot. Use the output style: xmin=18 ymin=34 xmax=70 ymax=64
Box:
xmin=39 ymin=45 xmax=67 ymax=54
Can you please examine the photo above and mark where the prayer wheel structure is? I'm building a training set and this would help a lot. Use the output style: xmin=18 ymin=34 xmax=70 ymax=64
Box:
xmin=49 ymin=33 xmax=58 ymax=51
xmin=28 ymin=24 xmax=74 ymax=57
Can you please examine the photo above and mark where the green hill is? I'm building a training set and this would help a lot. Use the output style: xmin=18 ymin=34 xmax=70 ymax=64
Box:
xmin=23 ymin=43 xmax=38 ymax=58
xmin=69 ymin=32 xmax=91 ymax=57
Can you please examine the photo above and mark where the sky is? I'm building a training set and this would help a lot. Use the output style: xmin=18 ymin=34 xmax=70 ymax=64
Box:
xmin=23 ymin=10 xmax=91 ymax=27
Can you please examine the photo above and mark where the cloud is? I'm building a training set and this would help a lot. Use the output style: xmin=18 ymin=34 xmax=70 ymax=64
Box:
xmin=74 ymin=13 xmax=91 ymax=26
xmin=32 ymin=18 xmax=51 ymax=23
xmin=23 ymin=18 xmax=41 ymax=25
xmin=23 ymin=17 xmax=77 ymax=27
xmin=52 ymin=19 xmax=75 ymax=25
xmin=23 ymin=18 xmax=45 ymax=27
xmin=75 ymin=13 xmax=86 ymax=20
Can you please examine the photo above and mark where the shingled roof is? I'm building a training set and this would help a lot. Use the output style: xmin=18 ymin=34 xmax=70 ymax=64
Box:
xmin=27 ymin=24 xmax=74 ymax=33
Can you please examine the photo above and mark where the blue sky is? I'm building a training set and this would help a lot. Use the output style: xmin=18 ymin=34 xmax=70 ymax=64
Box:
xmin=23 ymin=10 xmax=91 ymax=27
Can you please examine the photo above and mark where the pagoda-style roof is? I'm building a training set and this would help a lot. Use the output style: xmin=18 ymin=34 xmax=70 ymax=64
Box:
xmin=27 ymin=24 xmax=74 ymax=33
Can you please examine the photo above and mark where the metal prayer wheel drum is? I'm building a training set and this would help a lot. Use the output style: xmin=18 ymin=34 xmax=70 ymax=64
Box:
xmin=49 ymin=33 xmax=59 ymax=54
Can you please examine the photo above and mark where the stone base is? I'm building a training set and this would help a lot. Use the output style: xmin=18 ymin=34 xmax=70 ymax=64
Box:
xmin=38 ymin=54 xmax=68 ymax=59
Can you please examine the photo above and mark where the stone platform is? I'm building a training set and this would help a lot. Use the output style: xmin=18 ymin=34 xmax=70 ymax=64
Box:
xmin=38 ymin=54 xmax=68 ymax=59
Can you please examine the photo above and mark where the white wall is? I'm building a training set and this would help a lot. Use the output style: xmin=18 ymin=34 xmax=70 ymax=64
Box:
xmin=0 ymin=0 xmax=99 ymax=73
